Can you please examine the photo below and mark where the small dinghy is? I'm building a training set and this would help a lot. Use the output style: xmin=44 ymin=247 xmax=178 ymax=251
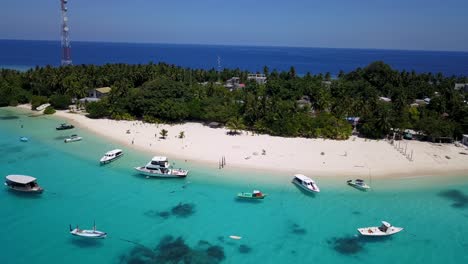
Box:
xmin=357 ymin=221 xmax=403 ymax=237
xmin=19 ymin=136 xmax=28 ymax=142
xmin=237 ymin=190 xmax=267 ymax=200
xmin=70 ymin=222 xmax=107 ymax=239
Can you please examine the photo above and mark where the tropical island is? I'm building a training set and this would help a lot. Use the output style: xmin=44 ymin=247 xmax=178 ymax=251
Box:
xmin=3 ymin=61 xmax=468 ymax=177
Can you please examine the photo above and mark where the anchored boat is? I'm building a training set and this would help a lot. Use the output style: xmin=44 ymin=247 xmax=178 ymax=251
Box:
xmin=237 ymin=190 xmax=267 ymax=200
xmin=56 ymin=123 xmax=74 ymax=130
xmin=70 ymin=222 xmax=107 ymax=239
xmin=100 ymin=149 xmax=124 ymax=164
xmin=64 ymin=134 xmax=82 ymax=143
xmin=357 ymin=221 xmax=403 ymax=236
xmin=4 ymin=175 xmax=43 ymax=193
xmin=135 ymin=156 xmax=188 ymax=178
xmin=347 ymin=179 xmax=371 ymax=190
xmin=292 ymin=174 xmax=320 ymax=193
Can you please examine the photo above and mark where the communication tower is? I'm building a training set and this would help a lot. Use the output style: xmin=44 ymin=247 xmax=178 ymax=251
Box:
xmin=60 ymin=0 xmax=72 ymax=66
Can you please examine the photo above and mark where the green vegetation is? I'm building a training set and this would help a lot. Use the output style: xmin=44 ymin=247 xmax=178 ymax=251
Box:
xmin=0 ymin=61 xmax=467 ymax=141
xmin=43 ymin=106 xmax=56 ymax=115
xmin=160 ymin=129 xmax=168 ymax=139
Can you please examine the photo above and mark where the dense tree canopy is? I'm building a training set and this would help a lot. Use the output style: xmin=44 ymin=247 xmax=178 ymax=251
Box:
xmin=0 ymin=61 xmax=467 ymax=140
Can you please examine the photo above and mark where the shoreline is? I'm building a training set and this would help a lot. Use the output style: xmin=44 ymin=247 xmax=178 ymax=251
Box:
xmin=14 ymin=105 xmax=468 ymax=180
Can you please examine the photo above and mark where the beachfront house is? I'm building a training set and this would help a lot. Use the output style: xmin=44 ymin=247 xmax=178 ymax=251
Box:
xmin=89 ymin=87 xmax=112 ymax=99
xmin=462 ymin=135 xmax=468 ymax=146
xmin=79 ymin=87 xmax=112 ymax=103
xmin=225 ymin=77 xmax=245 ymax=91
xmin=247 ymin=74 xmax=267 ymax=85
xmin=454 ymin=83 xmax=468 ymax=92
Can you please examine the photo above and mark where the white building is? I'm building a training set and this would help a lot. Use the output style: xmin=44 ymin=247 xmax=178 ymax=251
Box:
xmin=247 ymin=74 xmax=267 ymax=84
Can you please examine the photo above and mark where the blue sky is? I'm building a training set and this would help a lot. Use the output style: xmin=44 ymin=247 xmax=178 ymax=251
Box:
xmin=0 ymin=0 xmax=467 ymax=51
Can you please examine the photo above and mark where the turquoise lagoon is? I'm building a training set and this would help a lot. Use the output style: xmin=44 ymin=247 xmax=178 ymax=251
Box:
xmin=1 ymin=107 xmax=468 ymax=264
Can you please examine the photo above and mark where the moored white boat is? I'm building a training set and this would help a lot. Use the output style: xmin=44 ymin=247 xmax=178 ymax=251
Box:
xmin=347 ymin=179 xmax=371 ymax=190
xmin=357 ymin=221 xmax=403 ymax=236
xmin=100 ymin=149 xmax=124 ymax=164
xmin=4 ymin=175 xmax=43 ymax=193
xmin=64 ymin=134 xmax=82 ymax=143
xmin=70 ymin=222 xmax=107 ymax=239
xmin=135 ymin=156 xmax=188 ymax=178
xmin=292 ymin=174 xmax=320 ymax=193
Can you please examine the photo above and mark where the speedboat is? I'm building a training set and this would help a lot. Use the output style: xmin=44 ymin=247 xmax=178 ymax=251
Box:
xmin=347 ymin=179 xmax=371 ymax=190
xmin=70 ymin=222 xmax=107 ymax=239
xmin=19 ymin=136 xmax=28 ymax=142
xmin=357 ymin=221 xmax=404 ymax=236
xmin=64 ymin=134 xmax=82 ymax=143
xmin=237 ymin=190 xmax=267 ymax=199
xmin=135 ymin=156 xmax=188 ymax=178
xmin=292 ymin=174 xmax=320 ymax=193
xmin=56 ymin=123 xmax=74 ymax=130
xmin=4 ymin=175 xmax=43 ymax=193
xmin=100 ymin=149 xmax=124 ymax=164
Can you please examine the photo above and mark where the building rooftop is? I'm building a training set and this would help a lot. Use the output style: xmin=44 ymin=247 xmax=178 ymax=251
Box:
xmin=95 ymin=87 xmax=112 ymax=94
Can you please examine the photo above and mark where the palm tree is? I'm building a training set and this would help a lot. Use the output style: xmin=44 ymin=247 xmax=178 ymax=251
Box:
xmin=160 ymin=129 xmax=168 ymax=139
xmin=226 ymin=117 xmax=245 ymax=135
xmin=178 ymin=131 xmax=185 ymax=139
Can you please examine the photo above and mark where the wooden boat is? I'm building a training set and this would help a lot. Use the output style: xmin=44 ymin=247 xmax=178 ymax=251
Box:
xmin=357 ymin=221 xmax=403 ymax=236
xmin=347 ymin=179 xmax=371 ymax=190
xmin=237 ymin=190 xmax=267 ymax=199
xmin=70 ymin=222 xmax=107 ymax=239
xmin=4 ymin=175 xmax=43 ymax=193
xmin=100 ymin=149 xmax=124 ymax=164
xmin=64 ymin=134 xmax=82 ymax=143
xmin=56 ymin=123 xmax=74 ymax=130
xmin=292 ymin=174 xmax=320 ymax=193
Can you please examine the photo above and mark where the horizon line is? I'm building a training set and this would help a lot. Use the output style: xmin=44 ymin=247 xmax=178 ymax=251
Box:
xmin=1 ymin=38 xmax=468 ymax=54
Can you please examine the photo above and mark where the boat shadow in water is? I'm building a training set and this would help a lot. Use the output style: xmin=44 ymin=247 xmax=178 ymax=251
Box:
xmin=328 ymin=234 xmax=393 ymax=256
xmin=54 ymin=135 xmax=70 ymax=141
xmin=6 ymin=189 xmax=43 ymax=199
xmin=234 ymin=197 xmax=264 ymax=203
xmin=69 ymin=237 xmax=104 ymax=248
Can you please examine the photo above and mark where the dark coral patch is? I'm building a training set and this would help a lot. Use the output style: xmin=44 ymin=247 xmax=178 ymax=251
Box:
xmin=438 ymin=189 xmax=468 ymax=208
xmin=331 ymin=236 xmax=363 ymax=255
xmin=291 ymin=223 xmax=307 ymax=235
xmin=206 ymin=246 xmax=225 ymax=261
xmin=238 ymin=244 xmax=252 ymax=254
xmin=120 ymin=235 xmax=226 ymax=264
xmin=171 ymin=203 xmax=196 ymax=217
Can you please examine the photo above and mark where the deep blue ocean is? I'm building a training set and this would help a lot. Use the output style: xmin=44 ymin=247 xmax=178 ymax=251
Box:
xmin=1 ymin=39 xmax=468 ymax=76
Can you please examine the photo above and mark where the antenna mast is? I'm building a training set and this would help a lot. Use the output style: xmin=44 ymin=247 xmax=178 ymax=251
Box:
xmin=60 ymin=0 xmax=72 ymax=66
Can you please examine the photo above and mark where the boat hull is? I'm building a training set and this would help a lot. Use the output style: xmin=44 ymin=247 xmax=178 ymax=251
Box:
xmin=70 ymin=229 xmax=107 ymax=239
xmin=100 ymin=154 xmax=123 ymax=164
xmin=237 ymin=193 xmax=267 ymax=199
xmin=135 ymin=167 xmax=188 ymax=178
xmin=64 ymin=138 xmax=82 ymax=143
xmin=4 ymin=183 xmax=43 ymax=193
xmin=292 ymin=179 xmax=320 ymax=193
xmin=347 ymin=181 xmax=370 ymax=190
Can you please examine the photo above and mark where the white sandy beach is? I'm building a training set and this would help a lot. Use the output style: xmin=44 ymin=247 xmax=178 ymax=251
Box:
xmin=19 ymin=105 xmax=468 ymax=179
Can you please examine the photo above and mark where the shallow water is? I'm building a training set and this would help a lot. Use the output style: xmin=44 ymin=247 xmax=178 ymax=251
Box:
xmin=1 ymin=107 xmax=467 ymax=264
